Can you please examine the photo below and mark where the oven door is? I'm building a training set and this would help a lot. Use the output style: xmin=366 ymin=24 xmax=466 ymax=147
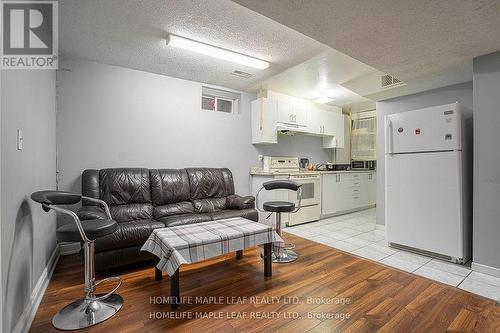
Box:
xmin=288 ymin=174 xmax=321 ymax=206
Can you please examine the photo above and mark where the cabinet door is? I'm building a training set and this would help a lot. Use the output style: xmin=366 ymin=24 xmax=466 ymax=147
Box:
xmin=369 ymin=172 xmax=377 ymax=205
xmin=333 ymin=113 xmax=345 ymax=148
xmin=262 ymin=97 xmax=278 ymax=143
xmin=251 ymin=97 xmax=277 ymax=144
xmin=322 ymin=112 xmax=345 ymax=148
xmin=321 ymin=174 xmax=341 ymax=215
xmin=277 ymin=97 xmax=293 ymax=124
xmin=292 ymin=99 xmax=308 ymax=127
xmin=355 ymin=173 xmax=370 ymax=208
xmin=307 ymin=106 xmax=322 ymax=135
xmin=322 ymin=111 xmax=336 ymax=136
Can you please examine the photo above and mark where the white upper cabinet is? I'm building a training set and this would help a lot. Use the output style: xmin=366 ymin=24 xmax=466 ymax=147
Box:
xmin=277 ymin=95 xmax=307 ymax=127
xmin=251 ymin=91 xmax=345 ymax=147
xmin=321 ymin=109 xmax=345 ymax=148
xmin=251 ymin=97 xmax=278 ymax=144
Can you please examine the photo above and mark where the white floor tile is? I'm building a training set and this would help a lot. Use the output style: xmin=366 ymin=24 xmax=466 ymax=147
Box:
xmin=331 ymin=240 xmax=362 ymax=252
xmin=380 ymin=251 xmax=431 ymax=273
xmin=323 ymin=222 xmax=353 ymax=231
xmin=466 ymin=271 xmax=500 ymax=287
xmin=423 ymin=259 xmax=471 ymax=277
xmin=342 ymin=236 xmax=373 ymax=248
xmin=389 ymin=251 xmax=432 ymax=266
xmin=309 ymin=235 xmax=337 ymax=246
xmin=458 ymin=273 xmax=500 ymax=301
xmin=342 ymin=217 xmax=370 ymax=226
xmin=380 ymin=256 xmax=423 ymax=272
xmin=414 ymin=265 xmax=466 ymax=287
xmin=347 ymin=223 xmax=376 ymax=232
xmin=356 ymin=231 xmax=385 ymax=243
xmin=352 ymin=244 xmax=397 ymax=261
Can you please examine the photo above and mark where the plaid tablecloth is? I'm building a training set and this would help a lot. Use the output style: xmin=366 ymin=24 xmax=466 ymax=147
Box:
xmin=141 ymin=217 xmax=283 ymax=276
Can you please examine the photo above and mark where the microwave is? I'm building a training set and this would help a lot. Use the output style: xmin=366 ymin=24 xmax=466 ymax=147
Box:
xmin=351 ymin=160 xmax=376 ymax=170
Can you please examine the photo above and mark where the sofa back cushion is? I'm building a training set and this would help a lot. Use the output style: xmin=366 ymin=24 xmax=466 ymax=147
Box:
xmin=150 ymin=169 xmax=194 ymax=219
xmin=186 ymin=168 xmax=235 ymax=200
xmin=81 ymin=169 xmax=100 ymax=206
xmin=99 ymin=168 xmax=152 ymax=222
xmin=192 ymin=198 xmax=226 ymax=213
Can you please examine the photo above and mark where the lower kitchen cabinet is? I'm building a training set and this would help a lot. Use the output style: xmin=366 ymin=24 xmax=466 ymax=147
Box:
xmin=321 ymin=172 xmax=376 ymax=216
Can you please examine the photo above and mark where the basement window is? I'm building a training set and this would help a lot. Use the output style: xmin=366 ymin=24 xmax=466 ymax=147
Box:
xmin=201 ymin=86 xmax=241 ymax=114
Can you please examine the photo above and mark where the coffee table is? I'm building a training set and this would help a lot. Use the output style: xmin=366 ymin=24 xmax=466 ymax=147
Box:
xmin=141 ymin=217 xmax=283 ymax=309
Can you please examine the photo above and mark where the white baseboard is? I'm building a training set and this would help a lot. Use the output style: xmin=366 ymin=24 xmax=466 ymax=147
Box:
xmin=472 ymin=261 xmax=500 ymax=278
xmin=375 ymin=224 xmax=385 ymax=231
xmin=59 ymin=241 xmax=81 ymax=255
xmin=13 ymin=245 xmax=60 ymax=333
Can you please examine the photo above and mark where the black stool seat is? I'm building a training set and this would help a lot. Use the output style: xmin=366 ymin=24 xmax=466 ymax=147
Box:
xmin=263 ymin=201 xmax=296 ymax=213
xmin=57 ymin=219 xmax=118 ymax=242
xmin=31 ymin=190 xmax=82 ymax=205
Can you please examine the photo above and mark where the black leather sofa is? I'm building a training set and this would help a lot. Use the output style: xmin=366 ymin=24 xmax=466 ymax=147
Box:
xmin=77 ymin=168 xmax=257 ymax=270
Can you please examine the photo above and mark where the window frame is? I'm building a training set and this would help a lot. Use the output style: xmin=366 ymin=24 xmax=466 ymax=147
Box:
xmin=201 ymin=86 xmax=241 ymax=114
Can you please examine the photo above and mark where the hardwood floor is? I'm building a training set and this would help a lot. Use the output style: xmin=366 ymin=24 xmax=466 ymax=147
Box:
xmin=29 ymin=233 xmax=500 ymax=333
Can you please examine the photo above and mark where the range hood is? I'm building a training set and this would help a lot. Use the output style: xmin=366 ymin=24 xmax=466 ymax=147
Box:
xmin=276 ymin=122 xmax=309 ymax=135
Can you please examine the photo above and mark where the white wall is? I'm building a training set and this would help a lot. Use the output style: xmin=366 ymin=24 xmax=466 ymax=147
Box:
xmin=375 ymin=81 xmax=473 ymax=225
xmin=57 ymin=59 xmax=332 ymax=198
xmin=472 ymin=51 xmax=500 ymax=272
xmin=1 ymin=70 xmax=57 ymax=333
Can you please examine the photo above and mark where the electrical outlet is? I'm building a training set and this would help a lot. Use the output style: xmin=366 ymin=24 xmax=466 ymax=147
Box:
xmin=17 ymin=129 xmax=23 ymax=150
xmin=258 ymin=154 xmax=263 ymax=161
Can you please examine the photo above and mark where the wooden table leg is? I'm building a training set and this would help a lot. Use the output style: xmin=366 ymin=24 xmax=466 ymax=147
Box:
xmin=171 ymin=269 xmax=180 ymax=310
xmin=236 ymin=250 xmax=243 ymax=260
xmin=264 ymin=242 xmax=272 ymax=277
xmin=155 ymin=266 xmax=162 ymax=281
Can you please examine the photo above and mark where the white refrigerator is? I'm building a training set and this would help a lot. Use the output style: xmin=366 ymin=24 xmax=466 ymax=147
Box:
xmin=384 ymin=102 xmax=472 ymax=264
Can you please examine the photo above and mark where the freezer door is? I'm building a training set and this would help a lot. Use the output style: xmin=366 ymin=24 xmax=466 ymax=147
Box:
xmin=385 ymin=103 xmax=461 ymax=154
xmin=385 ymin=151 xmax=467 ymax=259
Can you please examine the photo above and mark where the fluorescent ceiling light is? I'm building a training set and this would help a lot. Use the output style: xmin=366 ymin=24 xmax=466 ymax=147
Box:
xmin=314 ymin=97 xmax=334 ymax=104
xmin=166 ymin=34 xmax=270 ymax=70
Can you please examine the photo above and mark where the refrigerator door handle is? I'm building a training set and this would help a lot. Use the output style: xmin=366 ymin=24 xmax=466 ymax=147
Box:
xmin=385 ymin=119 xmax=393 ymax=154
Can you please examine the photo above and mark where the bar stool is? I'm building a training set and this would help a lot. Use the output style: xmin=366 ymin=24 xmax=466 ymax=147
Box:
xmin=31 ymin=190 xmax=123 ymax=330
xmin=256 ymin=180 xmax=302 ymax=263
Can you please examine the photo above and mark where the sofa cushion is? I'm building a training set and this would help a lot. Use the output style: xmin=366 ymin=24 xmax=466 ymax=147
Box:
xmin=186 ymin=168 xmax=234 ymax=199
xmin=157 ymin=213 xmax=212 ymax=227
xmin=208 ymin=209 xmax=259 ymax=222
xmin=153 ymin=201 xmax=195 ymax=220
xmin=150 ymin=169 xmax=190 ymax=205
xmin=192 ymin=197 xmax=226 ymax=213
xmin=81 ymin=169 xmax=100 ymax=206
xmin=99 ymin=168 xmax=151 ymax=206
xmin=94 ymin=219 xmax=165 ymax=252
xmin=109 ymin=203 xmax=153 ymax=223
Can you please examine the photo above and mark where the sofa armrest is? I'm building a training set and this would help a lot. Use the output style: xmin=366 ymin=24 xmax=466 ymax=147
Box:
xmin=77 ymin=206 xmax=108 ymax=220
xmin=226 ymin=194 xmax=255 ymax=210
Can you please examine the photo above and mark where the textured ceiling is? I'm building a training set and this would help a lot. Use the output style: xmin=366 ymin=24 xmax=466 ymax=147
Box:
xmin=254 ymin=49 xmax=375 ymax=106
xmin=58 ymin=0 xmax=328 ymax=90
xmin=231 ymin=0 xmax=500 ymax=82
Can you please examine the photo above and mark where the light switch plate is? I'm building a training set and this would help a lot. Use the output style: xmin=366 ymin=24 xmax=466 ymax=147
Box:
xmin=17 ymin=129 xmax=23 ymax=150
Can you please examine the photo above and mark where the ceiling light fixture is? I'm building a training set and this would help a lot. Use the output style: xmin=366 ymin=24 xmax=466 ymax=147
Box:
xmin=166 ymin=34 xmax=270 ymax=70
xmin=314 ymin=97 xmax=334 ymax=104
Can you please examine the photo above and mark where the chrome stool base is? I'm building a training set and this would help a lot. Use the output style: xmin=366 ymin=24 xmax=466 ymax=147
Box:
xmin=52 ymin=294 xmax=123 ymax=330
xmin=272 ymin=249 xmax=298 ymax=263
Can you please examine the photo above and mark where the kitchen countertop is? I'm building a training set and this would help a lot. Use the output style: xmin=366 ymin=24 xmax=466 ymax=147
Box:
xmin=250 ymin=169 xmax=376 ymax=176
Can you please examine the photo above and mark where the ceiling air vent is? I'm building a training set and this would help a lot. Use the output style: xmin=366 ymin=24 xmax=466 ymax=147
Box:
xmin=381 ymin=74 xmax=403 ymax=88
xmin=231 ymin=70 xmax=252 ymax=79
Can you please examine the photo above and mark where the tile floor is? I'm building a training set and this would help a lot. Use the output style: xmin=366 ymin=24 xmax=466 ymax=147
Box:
xmin=284 ymin=208 xmax=500 ymax=302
